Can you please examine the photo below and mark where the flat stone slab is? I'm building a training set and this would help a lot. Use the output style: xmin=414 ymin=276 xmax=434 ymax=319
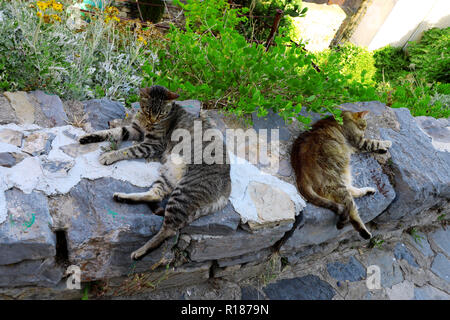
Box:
xmin=327 ymin=256 xmax=366 ymax=282
xmin=83 ymin=99 xmax=126 ymax=131
xmin=58 ymin=177 xmax=167 ymax=281
xmin=365 ymin=249 xmax=404 ymax=289
xmin=0 ymin=129 xmax=23 ymax=147
xmin=431 ymin=253 xmax=450 ymax=283
xmin=181 ymin=202 xmax=240 ymax=236
xmin=0 ymin=189 xmax=56 ymax=265
xmin=429 ymin=228 xmax=450 ymax=258
xmin=414 ymin=285 xmax=450 ymax=300
xmin=22 ymin=132 xmax=55 ymax=156
xmin=263 ymin=275 xmax=335 ymax=300
xmin=3 ymin=91 xmax=35 ymax=124
xmin=0 ymin=258 xmax=63 ymax=288
xmin=186 ymin=223 xmax=292 ymax=262
xmin=377 ymin=108 xmax=450 ymax=222
xmin=29 ymin=90 xmax=68 ymax=127
xmin=394 ymin=242 xmax=419 ymax=268
xmin=415 ymin=116 xmax=450 ymax=152
xmin=408 ymin=231 xmax=434 ymax=257
xmin=0 ymin=94 xmax=19 ymax=124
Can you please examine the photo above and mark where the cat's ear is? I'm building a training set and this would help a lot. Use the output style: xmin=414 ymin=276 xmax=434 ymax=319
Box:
xmin=139 ymin=87 xmax=151 ymax=98
xmin=355 ymin=111 xmax=369 ymax=119
xmin=166 ymin=90 xmax=179 ymax=101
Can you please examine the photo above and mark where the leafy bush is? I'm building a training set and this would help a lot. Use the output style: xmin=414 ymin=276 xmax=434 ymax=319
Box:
xmin=408 ymin=27 xmax=450 ymax=83
xmin=0 ymin=0 xmax=161 ymax=102
xmin=143 ymin=0 xmax=382 ymax=124
xmin=373 ymin=45 xmax=410 ymax=83
xmin=233 ymin=0 xmax=307 ymax=43
xmin=315 ymin=43 xmax=377 ymax=86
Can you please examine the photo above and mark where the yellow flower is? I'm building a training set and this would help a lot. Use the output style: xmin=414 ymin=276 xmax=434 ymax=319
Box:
xmin=51 ymin=14 xmax=61 ymax=22
xmin=137 ymin=36 xmax=147 ymax=45
xmin=36 ymin=1 xmax=48 ymax=11
xmin=52 ymin=2 xmax=63 ymax=12
xmin=36 ymin=11 xmax=43 ymax=18
xmin=43 ymin=14 xmax=51 ymax=23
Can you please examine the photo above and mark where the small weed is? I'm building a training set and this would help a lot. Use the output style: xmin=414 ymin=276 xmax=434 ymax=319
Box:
xmin=369 ymin=236 xmax=384 ymax=249
xmin=409 ymin=227 xmax=425 ymax=245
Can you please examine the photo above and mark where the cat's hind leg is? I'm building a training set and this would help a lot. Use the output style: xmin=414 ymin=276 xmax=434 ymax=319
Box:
xmin=113 ymin=176 xmax=173 ymax=204
xmin=334 ymin=186 xmax=372 ymax=239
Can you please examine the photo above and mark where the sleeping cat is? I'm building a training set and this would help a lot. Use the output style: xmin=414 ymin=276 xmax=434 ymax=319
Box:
xmin=290 ymin=110 xmax=392 ymax=239
xmin=79 ymin=85 xmax=231 ymax=260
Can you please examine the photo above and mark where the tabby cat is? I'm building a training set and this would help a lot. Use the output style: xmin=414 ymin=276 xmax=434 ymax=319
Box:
xmin=290 ymin=110 xmax=392 ymax=239
xmin=79 ymin=85 xmax=231 ymax=260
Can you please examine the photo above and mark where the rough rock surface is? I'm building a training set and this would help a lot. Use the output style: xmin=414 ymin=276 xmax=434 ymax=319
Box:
xmin=0 ymin=93 xmax=449 ymax=300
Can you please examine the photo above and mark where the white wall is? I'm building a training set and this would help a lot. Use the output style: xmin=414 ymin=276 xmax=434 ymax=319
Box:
xmin=350 ymin=0 xmax=450 ymax=50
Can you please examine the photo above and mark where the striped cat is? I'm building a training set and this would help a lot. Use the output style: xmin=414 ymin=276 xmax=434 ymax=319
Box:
xmin=290 ymin=110 xmax=392 ymax=239
xmin=79 ymin=85 xmax=231 ymax=260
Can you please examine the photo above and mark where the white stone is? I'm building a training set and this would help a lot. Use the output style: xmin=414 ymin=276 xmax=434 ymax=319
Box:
xmin=228 ymin=152 xmax=305 ymax=229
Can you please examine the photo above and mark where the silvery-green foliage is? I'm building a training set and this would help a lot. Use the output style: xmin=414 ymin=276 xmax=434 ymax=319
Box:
xmin=0 ymin=0 xmax=157 ymax=102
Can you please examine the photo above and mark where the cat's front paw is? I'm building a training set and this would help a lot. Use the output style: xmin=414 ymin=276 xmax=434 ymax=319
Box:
xmin=376 ymin=140 xmax=392 ymax=154
xmin=99 ymin=151 xmax=118 ymax=165
xmin=364 ymin=187 xmax=376 ymax=195
xmin=79 ymin=134 xmax=104 ymax=144
xmin=131 ymin=247 xmax=147 ymax=261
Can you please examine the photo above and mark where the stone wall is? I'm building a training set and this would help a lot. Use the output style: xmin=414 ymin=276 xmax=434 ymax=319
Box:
xmin=0 ymin=91 xmax=449 ymax=299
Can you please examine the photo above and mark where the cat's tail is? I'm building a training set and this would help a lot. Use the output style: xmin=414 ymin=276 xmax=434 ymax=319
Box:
xmin=299 ymin=184 xmax=345 ymax=216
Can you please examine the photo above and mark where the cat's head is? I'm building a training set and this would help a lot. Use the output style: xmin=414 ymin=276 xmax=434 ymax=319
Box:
xmin=139 ymin=85 xmax=179 ymax=122
xmin=342 ymin=110 xmax=369 ymax=131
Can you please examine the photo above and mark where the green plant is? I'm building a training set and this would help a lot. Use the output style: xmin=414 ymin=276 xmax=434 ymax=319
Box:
xmin=407 ymin=27 xmax=450 ymax=83
xmin=0 ymin=0 xmax=160 ymax=102
xmin=369 ymin=237 xmax=384 ymax=249
xmin=144 ymin=0 xmax=384 ymax=125
xmin=373 ymin=45 xmax=410 ymax=83
xmin=409 ymin=227 xmax=425 ymax=245
xmin=233 ymin=0 xmax=307 ymax=43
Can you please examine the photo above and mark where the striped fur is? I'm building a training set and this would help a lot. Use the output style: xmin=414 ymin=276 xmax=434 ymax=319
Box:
xmin=290 ymin=110 xmax=392 ymax=240
xmin=79 ymin=86 xmax=231 ymax=260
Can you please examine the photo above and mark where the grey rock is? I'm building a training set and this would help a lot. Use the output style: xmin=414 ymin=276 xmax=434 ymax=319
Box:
xmin=217 ymin=247 xmax=272 ymax=268
xmin=181 ymin=202 xmax=240 ymax=236
xmin=60 ymin=142 xmax=99 ymax=158
xmin=252 ymin=109 xmax=291 ymax=142
xmin=22 ymin=132 xmax=55 ymax=156
xmin=176 ymin=100 xmax=201 ymax=117
xmin=41 ymin=159 xmax=74 ymax=175
xmin=0 ymin=189 xmax=56 ymax=265
xmin=83 ymin=99 xmax=126 ymax=131
xmin=29 ymin=90 xmax=68 ymax=127
xmin=0 ymin=94 xmax=19 ymax=124
xmin=430 ymin=228 xmax=450 ymax=258
xmin=281 ymin=152 xmax=395 ymax=252
xmin=277 ymin=158 xmax=293 ymax=177
xmin=241 ymin=286 xmax=264 ymax=300
xmin=187 ymin=223 xmax=292 ymax=262
xmin=0 ymin=129 xmax=23 ymax=147
xmin=415 ymin=116 xmax=450 ymax=150
xmin=366 ymin=249 xmax=404 ymax=289
xmin=408 ymin=231 xmax=434 ymax=257
xmin=414 ymin=285 xmax=450 ymax=300
xmin=61 ymin=177 xmax=170 ymax=281
xmin=0 ymin=258 xmax=63 ymax=288
xmin=376 ymin=108 xmax=450 ymax=222
xmin=326 ymin=256 xmax=366 ymax=282
xmin=263 ymin=275 xmax=335 ymax=300
xmin=394 ymin=243 xmax=419 ymax=267
xmin=0 ymin=152 xmax=16 ymax=167
xmin=431 ymin=253 xmax=450 ymax=283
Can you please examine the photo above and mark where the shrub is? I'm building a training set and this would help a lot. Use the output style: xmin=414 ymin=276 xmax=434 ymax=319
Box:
xmin=407 ymin=27 xmax=450 ymax=83
xmin=0 ymin=0 xmax=161 ymax=102
xmin=373 ymin=45 xmax=410 ymax=83
xmin=143 ymin=0 xmax=380 ymax=124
